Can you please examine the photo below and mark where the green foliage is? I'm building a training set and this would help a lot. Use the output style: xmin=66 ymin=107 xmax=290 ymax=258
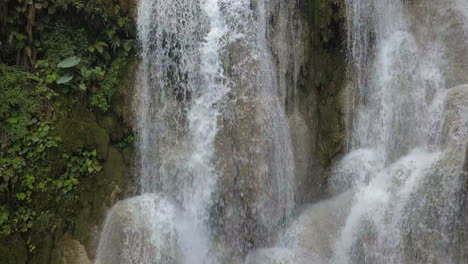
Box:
xmin=0 ymin=0 xmax=135 ymax=247
xmin=118 ymin=133 xmax=135 ymax=149
xmin=40 ymin=23 xmax=89 ymax=65
xmin=57 ymin=56 xmax=82 ymax=69
xmin=1 ymin=0 xmax=135 ymax=64
xmin=1 ymin=0 xmax=136 ymax=111
xmin=0 ymin=64 xmax=103 ymax=236
xmin=0 ymin=65 xmax=36 ymax=141
xmin=90 ymin=57 xmax=127 ymax=111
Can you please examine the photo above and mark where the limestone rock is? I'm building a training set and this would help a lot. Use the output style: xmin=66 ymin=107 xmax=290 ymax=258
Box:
xmin=95 ymin=195 xmax=181 ymax=264
xmin=441 ymin=84 xmax=468 ymax=150
xmin=51 ymin=238 xmax=91 ymax=264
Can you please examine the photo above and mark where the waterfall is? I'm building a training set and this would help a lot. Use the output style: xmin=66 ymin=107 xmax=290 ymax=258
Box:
xmin=247 ymin=0 xmax=468 ymax=263
xmin=95 ymin=0 xmax=467 ymax=263
xmin=96 ymin=0 xmax=295 ymax=263
xmin=331 ymin=1 xmax=467 ymax=263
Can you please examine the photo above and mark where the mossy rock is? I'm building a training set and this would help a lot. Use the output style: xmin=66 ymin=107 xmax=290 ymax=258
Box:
xmin=97 ymin=113 xmax=126 ymax=142
xmin=27 ymin=230 xmax=55 ymax=264
xmin=111 ymin=57 xmax=138 ymax=126
xmin=73 ymin=146 xmax=129 ymax=255
xmin=51 ymin=236 xmax=91 ymax=264
xmin=0 ymin=235 xmax=27 ymax=264
xmin=55 ymin=119 xmax=110 ymax=160
xmin=0 ymin=241 xmax=15 ymax=264
xmin=121 ymin=145 xmax=135 ymax=166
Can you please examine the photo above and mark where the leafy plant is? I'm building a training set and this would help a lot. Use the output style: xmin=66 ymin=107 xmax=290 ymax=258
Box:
xmin=57 ymin=56 xmax=81 ymax=68
xmin=0 ymin=0 xmax=136 ymax=251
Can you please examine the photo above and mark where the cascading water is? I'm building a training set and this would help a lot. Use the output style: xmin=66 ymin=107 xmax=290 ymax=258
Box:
xmin=95 ymin=0 xmax=467 ymax=263
xmin=97 ymin=0 xmax=228 ymax=262
xmin=96 ymin=0 xmax=295 ymax=263
xmin=331 ymin=1 xmax=467 ymax=263
xmin=247 ymin=0 xmax=467 ymax=263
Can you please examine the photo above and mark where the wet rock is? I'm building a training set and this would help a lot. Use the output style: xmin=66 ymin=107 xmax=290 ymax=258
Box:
xmin=214 ymin=28 xmax=295 ymax=258
xmin=97 ymin=113 xmax=126 ymax=142
xmin=245 ymin=192 xmax=352 ymax=264
xmin=0 ymin=235 xmax=27 ymax=264
xmin=245 ymin=248 xmax=296 ymax=264
xmin=96 ymin=195 xmax=181 ymax=264
xmin=441 ymin=84 xmax=468 ymax=150
xmin=55 ymin=118 xmax=110 ymax=160
xmin=51 ymin=237 xmax=91 ymax=264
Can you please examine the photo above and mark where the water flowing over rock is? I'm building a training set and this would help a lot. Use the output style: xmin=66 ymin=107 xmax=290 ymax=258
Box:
xmin=246 ymin=0 xmax=468 ymax=263
xmin=95 ymin=0 xmax=468 ymax=263
xmin=96 ymin=195 xmax=180 ymax=264
xmin=97 ymin=0 xmax=296 ymax=263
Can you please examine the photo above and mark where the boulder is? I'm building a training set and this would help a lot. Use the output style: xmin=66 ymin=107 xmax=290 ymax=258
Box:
xmin=55 ymin=119 xmax=110 ymax=160
xmin=51 ymin=237 xmax=91 ymax=264
xmin=95 ymin=194 xmax=181 ymax=264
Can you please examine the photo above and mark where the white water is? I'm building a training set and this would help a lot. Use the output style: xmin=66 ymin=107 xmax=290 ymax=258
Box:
xmin=97 ymin=0 xmax=295 ymax=263
xmin=96 ymin=0 xmax=467 ymax=263
xmin=330 ymin=1 xmax=468 ymax=262
xmin=97 ymin=0 xmax=228 ymax=262
xmin=247 ymin=0 xmax=468 ymax=263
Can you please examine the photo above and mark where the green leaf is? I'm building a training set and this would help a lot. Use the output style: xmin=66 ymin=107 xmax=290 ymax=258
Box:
xmin=95 ymin=42 xmax=108 ymax=47
xmin=103 ymin=51 xmax=111 ymax=61
xmin=95 ymin=45 xmax=104 ymax=54
xmin=45 ymin=73 xmax=59 ymax=84
xmin=14 ymin=32 xmax=27 ymax=41
xmin=57 ymin=75 xmax=73 ymax=84
xmin=16 ymin=193 xmax=27 ymax=201
xmin=26 ymin=75 xmax=41 ymax=82
xmin=6 ymin=118 xmax=18 ymax=124
xmin=57 ymin=56 xmax=81 ymax=68
xmin=0 ymin=212 xmax=9 ymax=222
xmin=78 ymin=83 xmax=87 ymax=91
xmin=124 ymin=40 xmax=134 ymax=52
xmin=25 ymin=46 xmax=32 ymax=58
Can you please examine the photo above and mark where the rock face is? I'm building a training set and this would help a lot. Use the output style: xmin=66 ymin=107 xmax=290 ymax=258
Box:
xmin=51 ymin=238 xmax=91 ymax=264
xmin=245 ymin=192 xmax=353 ymax=264
xmin=211 ymin=0 xmax=349 ymax=258
xmin=441 ymin=84 xmax=468 ymax=264
xmin=441 ymin=84 xmax=468 ymax=149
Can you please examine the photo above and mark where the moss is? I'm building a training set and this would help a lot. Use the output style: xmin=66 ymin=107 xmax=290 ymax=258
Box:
xmin=0 ymin=235 xmax=27 ymax=264
xmin=0 ymin=242 xmax=15 ymax=264
xmin=27 ymin=234 xmax=54 ymax=264
xmin=55 ymin=119 xmax=110 ymax=160
xmin=111 ymin=57 xmax=138 ymax=125
xmin=72 ymin=146 xmax=131 ymax=256
xmin=121 ymin=145 xmax=135 ymax=166
xmin=97 ymin=113 xmax=125 ymax=142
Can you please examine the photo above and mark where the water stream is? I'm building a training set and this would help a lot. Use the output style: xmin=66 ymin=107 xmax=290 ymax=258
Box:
xmin=96 ymin=0 xmax=294 ymax=263
xmin=96 ymin=0 xmax=467 ymax=263
xmin=248 ymin=0 xmax=467 ymax=263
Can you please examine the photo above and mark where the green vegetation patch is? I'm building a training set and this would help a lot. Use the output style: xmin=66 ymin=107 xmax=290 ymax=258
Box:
xmin=0 ymin=0 xmax=136 ymax=259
